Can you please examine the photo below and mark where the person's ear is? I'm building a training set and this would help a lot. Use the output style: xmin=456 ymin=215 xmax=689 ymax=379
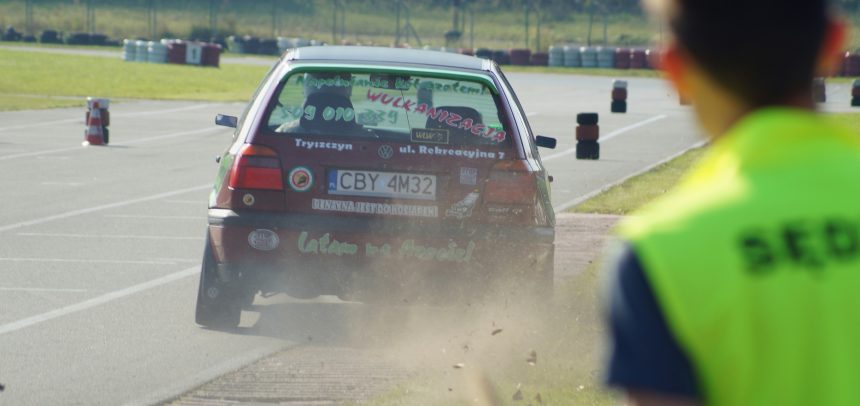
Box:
xmin=662 ymin=42 xmax=691 ymax=100
xmin=817 ymin=18 xmax=848 ymax=76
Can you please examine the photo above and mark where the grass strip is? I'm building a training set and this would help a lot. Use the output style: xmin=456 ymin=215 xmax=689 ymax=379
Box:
xmin=0 ymin=48 xmax=269 ymax=110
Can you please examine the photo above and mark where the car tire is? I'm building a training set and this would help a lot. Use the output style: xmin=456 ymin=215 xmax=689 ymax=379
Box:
xmin=576 ymin=112 xmax=599 ymax=126
xmin=611 ymin=100 xmax=627 ymax=113
xmin=852 ymin=96 xmax=860 ymax=107
xmin=576 ymin=140 xmax=600 ymax=160
xmin=195 ymin=234 xmax=242 ymax=329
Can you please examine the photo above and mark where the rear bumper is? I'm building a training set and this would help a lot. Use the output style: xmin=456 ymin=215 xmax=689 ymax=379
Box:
xmin=207 ymin=209 xmax=554 ymax=298
xmin=208 ymin=209 xmax=554 ymax=242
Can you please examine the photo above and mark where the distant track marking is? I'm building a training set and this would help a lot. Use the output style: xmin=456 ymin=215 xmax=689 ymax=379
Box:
xmin=0 ymin=128 xmax=222 ymax=161
xmin=0 ymin=266 xmax=198 ymax=336
xmin=0 ymin=185 xmax=209 ymax=233
xmin=0 ymin=104 xmax=213 ymax=133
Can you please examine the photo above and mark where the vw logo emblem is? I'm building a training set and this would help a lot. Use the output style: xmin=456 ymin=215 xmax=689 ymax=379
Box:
xmin=378 ymin=145 xmax=394 ymax=159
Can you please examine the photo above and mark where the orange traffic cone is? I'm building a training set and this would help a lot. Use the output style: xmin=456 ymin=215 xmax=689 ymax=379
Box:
xmin=83 ymin=101 xmax=105 ymax=146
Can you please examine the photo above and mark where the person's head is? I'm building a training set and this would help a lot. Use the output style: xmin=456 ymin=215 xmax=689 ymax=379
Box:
xmin=646 ymin=0 xmax=848 ymax=137
xmin=302 ymin=72 xmax=353 ymax=99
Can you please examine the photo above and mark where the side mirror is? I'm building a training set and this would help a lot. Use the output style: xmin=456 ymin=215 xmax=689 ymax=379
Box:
xmin=215 ymin=114 xmax=238 ymax=128
xmin=535 ymin=135 xmax=557 ymax=149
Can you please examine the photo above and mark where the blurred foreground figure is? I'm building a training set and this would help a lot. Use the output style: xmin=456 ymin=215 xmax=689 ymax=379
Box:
xmin=603 ymin=1 xmax=858 ymax=405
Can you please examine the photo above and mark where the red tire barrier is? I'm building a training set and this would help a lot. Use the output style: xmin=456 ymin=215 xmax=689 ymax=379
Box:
xmin=202 ymin=43 xmax=222 ymax=68
xmin=630 ymin=49 xmax=647 ymax=70
xmin=612 ymin=88 xmax=628 ymax=101
xmin=509 ymin=49 xmax=532 ymax=66
xmin=646 ymin=49 xmax=661 ymax=71
xmin=615 ymin=48 xmax=631 ymax=70
xmin=576 ymin=125 xmax=600 ymax=141
xmin=167 ymin=41 xmax=187 ymax=64
xmin=530 ymin=52 xmax=549 ymax=66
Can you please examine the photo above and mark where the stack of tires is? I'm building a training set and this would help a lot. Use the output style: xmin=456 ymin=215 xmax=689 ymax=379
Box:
xmin=581 ymin=47 xmax=598 ymax=68
xmin=40 ymin=30 xmax=62 ymax=44
xmin=475 ymin=48 xmax=493 ymax=60
xmin=509 ymin=49 xmax=532 ymax=66
xmin=166 ymin=40 xmax=187 ymax=64
xmin=576 ymin=113 xmax=600 ymax=160
xmin=630 ymin=49 xmax=647 ymax=69
xmin=851 ymin=80 xmax=859 ymax=107
xmin=564 ymin=45 xmax=581 ymax=67
xmin=845 ymin=52 xmax=860 ymax=77
xmin=259 ymin=38 xmax=279 ymax=55
xmin=65 ymin=32 xmax=90 ymax=45
xmin=202 ymin=43 xmax=222 ymax=67
xmin=597 ymin=47 xmax=615 ymax=69
xmin=548 ymin=46 xmax=564 ymax=67
xmin=614 ymin=48 xmax=631 ymax=70
xmin=647 ymin=49 xmax=661 ymax=70
xmin=227 ymin=35 xmax=244 ymax=54
xmin=122 ymin=39 xmax=136 ymax=61
xmin=134 ymin=40 xmax=148 ymax=62
xmin=530 ymin=52 xmax=549 ymax=66
xmin=492 ymin=50 xmax=510 ymax=65
xmin=611 ymin=80 xmax=628 ymax=113
xmin=147 ymin=41 xmax=167 ymax=63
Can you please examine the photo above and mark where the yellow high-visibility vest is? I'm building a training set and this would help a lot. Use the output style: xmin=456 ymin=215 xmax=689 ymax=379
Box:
xmin=619 ymin=108 xmax=860 ymax=405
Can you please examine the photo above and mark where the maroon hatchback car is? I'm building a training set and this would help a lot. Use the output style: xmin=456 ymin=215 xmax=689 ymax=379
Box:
xmin=198 ymin=46 xmax=557 ymax=328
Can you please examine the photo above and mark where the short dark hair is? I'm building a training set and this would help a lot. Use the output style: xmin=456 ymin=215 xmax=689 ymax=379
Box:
xmin=667 ymin=0 xmax=831 ymax=107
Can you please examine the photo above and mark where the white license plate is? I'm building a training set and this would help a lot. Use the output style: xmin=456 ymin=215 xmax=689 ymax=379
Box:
xmin=327 ymin=170 xmax=436 ymax=200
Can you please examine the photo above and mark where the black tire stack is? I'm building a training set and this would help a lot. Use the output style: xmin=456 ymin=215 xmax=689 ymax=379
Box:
xmin=611 ymin=79 xmax=628 ymax=113
xmin=852 ymin=80 xmax=860 ymax=108
xmin=813 ymin=77 xmax=826 ymax=103
xmin=576 ymin=113 xmax=600 ymax=160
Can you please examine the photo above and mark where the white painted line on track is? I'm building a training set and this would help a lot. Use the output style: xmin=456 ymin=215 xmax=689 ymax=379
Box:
xmin=104 ymin=214 xmax=203 ymax=220
xmin=0 ymin=127 xmax=223 ymax=161
xmin=0 ymin=287 xmax=87 ymax=293
xmin=18 ymin=232 xmax=203 ymax=241
xmin=0 ymin=184 xmax=209 ymax=233
xmin=553 ymin=139 xmax=708 ymax=213
xmin=0 ymin=258 xmax=183 ymax=265
xmin=0 ymin=104 xmax=214 ymax=133
xmin=163 ymin=199 xmax=205 ymax=204
xmin=0 ymin=266 xmax=198 ymax=336
xmin=543 ymin=115 xmax=668 ymax=162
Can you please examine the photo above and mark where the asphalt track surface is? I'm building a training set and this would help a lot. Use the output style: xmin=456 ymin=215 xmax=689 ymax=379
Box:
xmin=0 ymin=56 xmax=857 ymax=404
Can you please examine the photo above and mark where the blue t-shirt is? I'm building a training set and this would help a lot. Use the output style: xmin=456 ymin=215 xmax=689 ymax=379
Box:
xmin=604 ymin=244 xmax=701 ymax=399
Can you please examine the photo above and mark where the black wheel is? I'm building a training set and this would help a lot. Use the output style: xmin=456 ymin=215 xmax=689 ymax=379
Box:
xmin=576 ymin=141 xmax=600 ymax=160
xmin=195 ymin=234 xmax=242 ymax=329
xmin=852 ymin=97 xmax=860 ymax=107
xmin=611 ymin=100 xmax=627 ymax=113
xmin=102 ymin=127 xmax=109 ymax=144
xmin=576 ymin=112 xmax=599 ymax=126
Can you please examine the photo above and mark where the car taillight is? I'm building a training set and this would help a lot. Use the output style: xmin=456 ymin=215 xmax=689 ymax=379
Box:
xmin=228 ymin=144 xmax=284 ymax=191
xmin=484 ymin=160 xmax=537 ymax=205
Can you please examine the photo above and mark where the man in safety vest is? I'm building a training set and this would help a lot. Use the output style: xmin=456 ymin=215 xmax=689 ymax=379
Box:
xmin=603 ymin=0 xmax=856 ymax=405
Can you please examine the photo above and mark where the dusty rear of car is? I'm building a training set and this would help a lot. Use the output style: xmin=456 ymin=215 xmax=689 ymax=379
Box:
xmin=197 ymin=47 xmax=555 ymax=328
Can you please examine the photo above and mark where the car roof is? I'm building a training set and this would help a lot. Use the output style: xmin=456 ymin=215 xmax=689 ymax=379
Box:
xmin=286 ymin=46 xmax=489 ymax=71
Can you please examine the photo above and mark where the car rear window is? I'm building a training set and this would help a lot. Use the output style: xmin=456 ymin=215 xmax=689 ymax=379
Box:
xmin=265 ymin=70 xmax=510 ymax=146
